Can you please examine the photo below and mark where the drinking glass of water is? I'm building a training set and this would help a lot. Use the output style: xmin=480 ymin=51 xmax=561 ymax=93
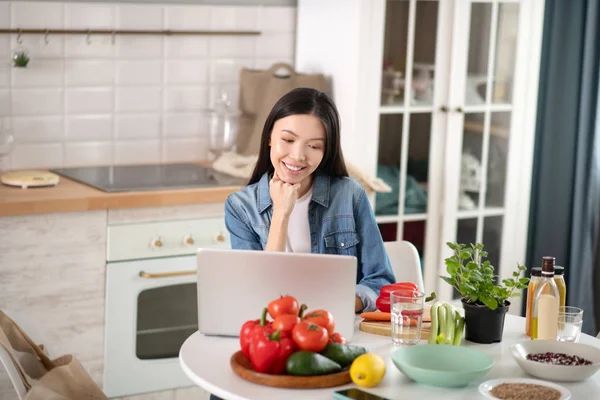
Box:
xmin=557 ymin=306 xmax=583 ymax=342
xmin=391 ymin=290 xmax=425 ymax=346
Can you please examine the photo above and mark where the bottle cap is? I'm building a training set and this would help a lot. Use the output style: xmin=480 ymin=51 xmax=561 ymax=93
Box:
xmin=530 ymin=267 xmax=542 ymax=277
xmin=542 ymin=256 xmax=555 ymax=276
xmin=554 ymin=266 xmax=565 ymax=276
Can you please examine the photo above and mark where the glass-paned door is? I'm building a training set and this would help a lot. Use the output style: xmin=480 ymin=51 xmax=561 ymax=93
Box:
xmin=375 ymin=0 xmax=449 ymax=290
xmin=440 ymin=0 xmax=522 ymax=301
xmin=380 ymin=0 xmax=438 ymax=108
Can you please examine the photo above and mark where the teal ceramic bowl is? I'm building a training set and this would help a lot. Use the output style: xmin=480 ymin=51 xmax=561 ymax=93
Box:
xmin=391 ymin=344 xmax=494 ymax=388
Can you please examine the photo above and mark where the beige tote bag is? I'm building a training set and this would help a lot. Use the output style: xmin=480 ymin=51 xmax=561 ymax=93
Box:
xmin=0 ymin=309 xmax=108 ymax=400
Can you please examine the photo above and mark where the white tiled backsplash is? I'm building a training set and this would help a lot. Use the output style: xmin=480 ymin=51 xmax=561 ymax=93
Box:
xmin=0 ymin=1 xmax=296 ymax=170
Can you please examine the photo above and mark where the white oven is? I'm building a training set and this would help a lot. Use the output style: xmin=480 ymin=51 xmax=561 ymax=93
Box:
xmin=103 ymin=217 xmax=230 ymax=398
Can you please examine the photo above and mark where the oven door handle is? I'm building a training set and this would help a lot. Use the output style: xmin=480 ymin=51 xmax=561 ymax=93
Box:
xmin=138 ymin=269 xmax=196 ymax=279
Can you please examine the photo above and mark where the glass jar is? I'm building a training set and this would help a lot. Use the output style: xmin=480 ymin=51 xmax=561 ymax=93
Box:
xmin=554 ymin=266 xmax=567 ymax=309
xmin=525 ymin=267 xmax=542 ymax=337
xmin=208 ymin=91 xmax=239 ymax=159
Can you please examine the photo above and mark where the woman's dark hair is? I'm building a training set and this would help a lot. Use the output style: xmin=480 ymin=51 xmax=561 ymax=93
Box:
xmin=247 ymin=87 xmax=348 ymax=185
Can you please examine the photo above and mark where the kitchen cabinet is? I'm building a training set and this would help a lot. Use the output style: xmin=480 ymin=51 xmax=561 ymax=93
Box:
xmin=296 ymin=0 xmax=545 ymax=310
xmin=0 ymin=211 xmax=108 ymax=387
xmin=0 ymin=202 xmax=229 ymax=400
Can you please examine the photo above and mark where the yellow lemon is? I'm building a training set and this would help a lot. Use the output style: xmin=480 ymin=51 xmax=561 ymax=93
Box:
xmin=349 ymin=353 xmax=386 ymax=387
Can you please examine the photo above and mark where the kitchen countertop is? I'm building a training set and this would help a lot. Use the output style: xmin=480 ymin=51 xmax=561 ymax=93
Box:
xmin=0 ymin=172 xmax=243 ymax=217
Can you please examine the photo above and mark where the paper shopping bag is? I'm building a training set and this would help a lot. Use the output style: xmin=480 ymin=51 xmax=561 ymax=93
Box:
xmin=0 ymin=309 xmax=108 ymax=400
xmin=236 ymin=63 xmax=328 ymax=155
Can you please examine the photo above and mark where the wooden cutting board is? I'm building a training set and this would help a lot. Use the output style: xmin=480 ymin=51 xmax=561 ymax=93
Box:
xmin=359 ymin=307 xmax=432 ymax=337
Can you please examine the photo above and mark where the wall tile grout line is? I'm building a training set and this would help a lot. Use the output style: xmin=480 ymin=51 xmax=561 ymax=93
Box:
xmin=160 ymin=4 xmax=167 ymax=163
xmin=111 ymin=3 xmax=118 ymax=165
xmin=6 ymin=1 xmax=13 ymax=170
xmin=3 ymin=0 xmax=297 ymax=170
xmin=62 ymin=3 xmax=68 ymax=167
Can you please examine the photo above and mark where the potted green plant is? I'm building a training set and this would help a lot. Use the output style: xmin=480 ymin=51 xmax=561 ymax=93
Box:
xmin=440 ymin=242 xmax=529 ymax=343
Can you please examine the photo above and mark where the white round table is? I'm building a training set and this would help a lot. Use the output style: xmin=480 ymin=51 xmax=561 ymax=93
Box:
xmin=179 ymin=315 xmax=600 ymax=400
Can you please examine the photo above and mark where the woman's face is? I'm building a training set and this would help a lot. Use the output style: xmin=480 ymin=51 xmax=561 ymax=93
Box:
xmin=269 ymin=114 xmax=326 ymax=188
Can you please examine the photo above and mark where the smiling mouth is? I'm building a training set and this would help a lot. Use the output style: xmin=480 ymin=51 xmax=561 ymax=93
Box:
xmin=282 ymin=162 xmax=306 ymax=172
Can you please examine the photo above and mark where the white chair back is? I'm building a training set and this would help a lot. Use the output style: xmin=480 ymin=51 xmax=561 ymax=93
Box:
xmin=383 ymin=240 xmax=425 ymax=291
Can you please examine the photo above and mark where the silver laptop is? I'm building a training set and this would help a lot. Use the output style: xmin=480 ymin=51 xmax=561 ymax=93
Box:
xmin=196 ymin=248 xmax=358 ymax=341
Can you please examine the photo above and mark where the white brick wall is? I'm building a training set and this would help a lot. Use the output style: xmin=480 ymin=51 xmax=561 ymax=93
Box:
xmin=0 ymin=1 xmax=296 ymax=169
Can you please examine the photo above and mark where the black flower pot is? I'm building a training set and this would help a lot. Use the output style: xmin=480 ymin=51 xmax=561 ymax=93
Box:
xmin=461 ymin=299 xmax=509 ymax=344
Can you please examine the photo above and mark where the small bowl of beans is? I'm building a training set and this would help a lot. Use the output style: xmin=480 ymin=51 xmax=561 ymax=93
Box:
xmin=510 ymin=340 xmax=600 ymax=382
xmin=479 ymin=378 xmax=571 ymax=400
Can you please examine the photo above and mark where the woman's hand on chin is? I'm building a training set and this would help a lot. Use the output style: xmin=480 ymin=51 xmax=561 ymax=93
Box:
xmin=270 ymin=171 xmax=300 ymax=217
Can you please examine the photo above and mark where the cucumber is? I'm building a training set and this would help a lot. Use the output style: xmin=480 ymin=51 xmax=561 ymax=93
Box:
xmin=286 ymin=351 xmax=342 ymax=376
xmin=320 ymin=343 xmax=366 ymax=368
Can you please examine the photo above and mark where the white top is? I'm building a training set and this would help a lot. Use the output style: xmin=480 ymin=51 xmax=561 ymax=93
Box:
xmin=179 ymin=314 xmax=600 ymax=400
xmin=286 ymin=187 xmax=312 ymax=253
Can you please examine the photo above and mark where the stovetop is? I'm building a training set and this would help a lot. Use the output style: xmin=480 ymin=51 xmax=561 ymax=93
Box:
xmin=50 ymin=163 xmax=247 ymax=193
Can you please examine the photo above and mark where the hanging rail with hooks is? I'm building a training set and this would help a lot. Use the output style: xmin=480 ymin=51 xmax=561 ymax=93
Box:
xmin=0 ymin=28 xmax=262 ymax=37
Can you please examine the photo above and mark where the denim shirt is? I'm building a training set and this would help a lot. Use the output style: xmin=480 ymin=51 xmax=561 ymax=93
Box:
xmin=224 ymin=172 xmax=396 ymax=312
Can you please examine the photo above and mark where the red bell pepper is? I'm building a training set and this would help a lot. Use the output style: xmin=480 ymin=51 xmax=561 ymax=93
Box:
xmin=249 ymin=328 xmax=296 ymax=374
xmin=379 ymin=282 xmax=419 ymax=298
xmin=376 ymin=282 xmax=419 ymax=313
xmin=376 ymin=282 xmax=436 ymax=313
xmin=375 ymin=296 xmax=391 ymax=313
xmin=239 ymin=307 xmax=270 ymax=359
xmin=270 ymin=331 xmax=296 ymax=374
xmin=401 ymin=309 xmax=424 ymax=317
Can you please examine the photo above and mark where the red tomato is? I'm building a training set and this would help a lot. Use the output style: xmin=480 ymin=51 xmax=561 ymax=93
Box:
xmin=328 ymin=332 xmax=347 ymax=344
xmin=302 ymin=309 xmax=335 ymax=334
xmin=291 ymin=321 xmax=328 ymax=352
xmin=272 ymin=314 xmax=300 ymax=335
xmin=267 ymin=295 xmax=299 ymax=319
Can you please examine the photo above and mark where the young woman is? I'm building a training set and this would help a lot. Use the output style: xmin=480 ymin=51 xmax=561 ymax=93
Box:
xmin=224 ymin=87 xmax=395 ymax=314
